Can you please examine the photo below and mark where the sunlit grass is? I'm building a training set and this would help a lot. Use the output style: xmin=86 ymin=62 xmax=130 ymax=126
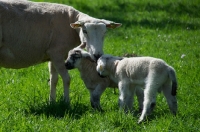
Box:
xmin=0 ymin=0 xmax=200 ymax=131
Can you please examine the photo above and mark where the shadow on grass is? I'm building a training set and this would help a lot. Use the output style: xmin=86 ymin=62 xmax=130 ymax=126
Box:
xmin=25 ymin=99 xmax=90 ymax=119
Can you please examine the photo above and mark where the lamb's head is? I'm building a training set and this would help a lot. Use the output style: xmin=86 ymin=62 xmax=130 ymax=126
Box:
xmin=70 ymin=20 xmax=121 ymax=61
xmin=96 ymin=54 xmax=123 ymax=77
xmin=65 ymin=43 xmax=95 ymax=70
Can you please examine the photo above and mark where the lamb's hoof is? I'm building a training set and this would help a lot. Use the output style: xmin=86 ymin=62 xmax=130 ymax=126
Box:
xmin=138 ymin=120 xmax=142 ymax=124
xmin=138 ymin=118 xmax=143 ymax=124
xmin=92 ymin=105 xmax=103 ymax=112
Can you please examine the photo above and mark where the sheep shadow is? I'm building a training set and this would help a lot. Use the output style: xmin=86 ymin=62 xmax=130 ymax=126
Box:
xmin=25 ymin=98 xmax=175 ymax=123
xmin=25 ymin=100 xmax=90 ymax=120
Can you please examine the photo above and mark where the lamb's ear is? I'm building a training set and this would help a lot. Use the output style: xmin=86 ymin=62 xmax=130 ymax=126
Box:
xmin=70 ymin=21 xmax=84 ymax=29
xmin=97 ymin=58 xmax=106 ymax=71
xmin=99 ymin=65 xmax=104 ymax=71
xmin=77 ymin=42 xmax=86 ymax=49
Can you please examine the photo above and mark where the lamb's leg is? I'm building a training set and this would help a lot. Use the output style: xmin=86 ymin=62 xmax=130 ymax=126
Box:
xmin=48 ymin=61 xmax=58 ymax=103
xmin=118 ymin=81 xmax=134 ymax=113
xmin=89 ymin=89 xmax=100 ymax=109
xmin=89 ymin=84 xmax=106 ymax=111
xmin=138 ymin=83 xmax=157 ymax=123
xmin=135 ymin=86 xmax=144 ymax=113
xmin=162 ymin=80 xmax=177 ymax=115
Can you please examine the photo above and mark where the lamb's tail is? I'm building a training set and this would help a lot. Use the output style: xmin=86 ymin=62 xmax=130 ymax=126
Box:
xmin=168 ymin=66 xmax=177 ymax=96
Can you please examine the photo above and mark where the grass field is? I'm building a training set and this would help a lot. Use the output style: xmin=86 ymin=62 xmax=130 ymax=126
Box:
xmin=0 ymin=0 xmax=200 ymax=131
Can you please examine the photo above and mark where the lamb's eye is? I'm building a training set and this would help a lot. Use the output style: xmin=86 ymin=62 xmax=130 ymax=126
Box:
xmin=83 ymin=30 xmax=87 ymax=34
xmin=72 ymin=56 xmax=78 ymax=62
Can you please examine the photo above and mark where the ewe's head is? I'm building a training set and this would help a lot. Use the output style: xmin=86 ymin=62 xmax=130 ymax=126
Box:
xmin=65 ymin=43 xmax=95 ymax=70
xmin=96 ymin=54 xmax=123 ymax=77
xmin=70 ymin=20 xmax=121 ymax=61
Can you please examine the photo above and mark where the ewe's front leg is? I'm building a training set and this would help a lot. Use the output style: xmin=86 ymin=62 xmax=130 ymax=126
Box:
xmin=50 ymin=55 xmax=71 ymax=104
xmin=48 ymin=62 xmax=58 ymax=102
xmin=118 ymin=81 xmax=134 ymax=113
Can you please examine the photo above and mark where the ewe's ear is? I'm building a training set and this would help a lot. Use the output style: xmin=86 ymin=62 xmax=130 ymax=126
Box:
xmin=70 ymin=23 xmax=81 ymax=28
xmin=100 ymin=19 xmax=122 ymax=29
xmin=70 ymin=21 xmax=84 ymax=29
xmin=106 ymin=23 xmax=122 ymax=29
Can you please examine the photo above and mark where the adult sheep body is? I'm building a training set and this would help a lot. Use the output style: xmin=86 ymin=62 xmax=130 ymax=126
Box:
xmin=96 ymin=54 xmax=178 ymax=123
xmin=65 ymin=43 xmax=144 ymax=111
xmin=0 ymin=0 xmax=121 ymax=103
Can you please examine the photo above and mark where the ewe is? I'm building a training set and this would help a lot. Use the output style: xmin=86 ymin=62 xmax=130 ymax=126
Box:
xmin=65 ymin=43 xmax=144 ymax=111
xmin=96 ymin=54 xmax=178 ymax=123
xmin=0 ymin=0 xmax=121 ymax=103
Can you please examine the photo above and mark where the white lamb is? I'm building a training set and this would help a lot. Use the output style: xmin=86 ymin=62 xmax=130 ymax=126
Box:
xmin=96 ymin=54 xmax=178 ymax=123
xmin=65 ymin=43 xmax=144 ymax=111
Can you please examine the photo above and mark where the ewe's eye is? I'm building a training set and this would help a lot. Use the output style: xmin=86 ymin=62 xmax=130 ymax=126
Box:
xmin=83 ymin=30 xmax=87 ymax=34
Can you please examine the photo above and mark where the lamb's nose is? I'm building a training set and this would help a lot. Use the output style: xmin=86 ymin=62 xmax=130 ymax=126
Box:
xmin=65 ymin=62 xmax=73 ymax=69
xmin=65 ymin=62 xmax=70 ymax=68
xmin=98 ymin=72 xmax=106 ymax=78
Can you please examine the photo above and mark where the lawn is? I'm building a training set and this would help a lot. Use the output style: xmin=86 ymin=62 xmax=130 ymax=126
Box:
xmin=0 ymin=0 xmax=200 ymax=131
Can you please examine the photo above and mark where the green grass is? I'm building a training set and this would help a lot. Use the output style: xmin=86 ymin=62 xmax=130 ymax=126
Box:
xmin=1 ymin=0 xmax=200 ymax=131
